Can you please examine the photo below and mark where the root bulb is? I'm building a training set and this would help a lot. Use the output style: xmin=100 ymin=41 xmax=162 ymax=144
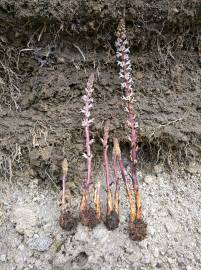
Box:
xmin=59 ymin=210 xmax=78 ymax=231
xmin=105 ymin=210 xmax=120 ymax=230
xmin=80 ymin=206 xmax=101 ymax=228
xmin=129 ymin=219 xmax=147 ymax=241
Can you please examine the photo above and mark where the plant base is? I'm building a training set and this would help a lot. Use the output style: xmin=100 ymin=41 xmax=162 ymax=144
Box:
xmin=59 ymin=209 xmax=78 ymax=231
xmin=129 ymin=219 xmax=147 ymax=241
xmin=105 ymin=210 xmax=120 ymax=230
xmin=80 ymin=206 xmax=101 ymax=228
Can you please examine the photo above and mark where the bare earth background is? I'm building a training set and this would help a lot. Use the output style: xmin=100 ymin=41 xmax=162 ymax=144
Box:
xmin=0 ymin=1 xmax=201 ymax=269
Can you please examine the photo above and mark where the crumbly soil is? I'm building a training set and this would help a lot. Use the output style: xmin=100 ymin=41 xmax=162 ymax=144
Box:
xmin=0 ymin=0 xmax=201 ymax=269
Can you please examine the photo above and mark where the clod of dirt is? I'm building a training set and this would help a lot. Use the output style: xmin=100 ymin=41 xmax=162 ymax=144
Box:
xmin=104 ymin=210 xmax=120 ymax=231
xmin=80 ymin=206 xmax=101 ymax=229
xmin=59 ymin=210 xmax=78 ymax=231
xmin=129 ymin=219 xmax=147 ymax=241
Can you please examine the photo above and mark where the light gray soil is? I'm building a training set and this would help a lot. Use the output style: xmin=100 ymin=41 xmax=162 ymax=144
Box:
xmin=1 ymin=162 xmax=201 ymax=270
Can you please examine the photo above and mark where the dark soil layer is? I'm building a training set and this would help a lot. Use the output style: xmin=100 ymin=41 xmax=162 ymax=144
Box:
xmin=0 ymin=0 xmax=201 ymax=183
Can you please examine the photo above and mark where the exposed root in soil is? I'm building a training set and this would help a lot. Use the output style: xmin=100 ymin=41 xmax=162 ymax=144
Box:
xmin=129 ymin=219 xmax=147 ymax=241
xmin=59 ymin=209 xmax=78 ymax=231
xmin=80 ymin=206 xmax=101 ymax=229
xmin=105 ymin=210 xmax=120 ymax=231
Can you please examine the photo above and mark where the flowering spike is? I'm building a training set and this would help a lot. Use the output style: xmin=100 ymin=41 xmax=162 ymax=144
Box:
xmin=80 ymin=73 xmax=101 ymax=228
xmin=116 ymin=19 xmax=147 ymax=241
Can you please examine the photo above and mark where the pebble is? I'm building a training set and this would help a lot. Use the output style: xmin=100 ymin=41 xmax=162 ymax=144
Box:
xmin=28 ymin=234 xmax=52 ymax=252
xmin=92 ymin=225 xmax=108 ymax=241
xmin=74 ymin=224 xmax=90 ymax=242
xmin=154 ymin=165 xmax=163 ymax=175
xmin=153 ymin=247 xmax=159 ymax=258
xmin=144 ymin=175 xmax=156 ymax=184
xmin=165 ymin=221 xmax=178 ymax=233
xmin=0 ymin=254 xmax=6 ymax=262
xmin=185 ymin=162 xmax=201 ymax=174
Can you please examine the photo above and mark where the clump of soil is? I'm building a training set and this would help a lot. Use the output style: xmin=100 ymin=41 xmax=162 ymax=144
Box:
xmin=105 ymin=210 xmax=120 ymax=231
xmin=129 ymin=219 xmax=147 ymax=241
xmin=59 ymin=209 xmax=78 ymax=231
xmin=80 ymin=206 xmax=101 ymax=229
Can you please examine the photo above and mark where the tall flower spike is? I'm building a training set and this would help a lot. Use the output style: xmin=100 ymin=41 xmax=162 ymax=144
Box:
xmin=116 ymin=19 xmax=147 ymax=241
xmin=59 ymin=158 xmax=78 ymax=231
xmin=102 ymin=120 xmax=119 ymax=230
xmin=80 ymin=73 xmax=101 ymax=228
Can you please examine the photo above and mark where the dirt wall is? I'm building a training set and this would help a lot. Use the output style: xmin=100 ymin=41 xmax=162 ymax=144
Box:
xmin=0 ymin=0 xmax=201 ymax=183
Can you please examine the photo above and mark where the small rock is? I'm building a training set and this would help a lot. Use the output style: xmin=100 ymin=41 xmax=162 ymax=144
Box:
xmin=93 ymin=225 xmax=108 ymax=241
xmin=14 ymin=252 xmax=26 ymax=269
xmin=154 ymin=165 xmax=163 ymax=175
xmin=144 ymin=175 xmax=156 ymax=184
xmin=149 ymin=227 xmax=155 ymax=236
xmin=165 ymin=220 xmax=178 ymax=233
xmin=156 ymin=262 xmax=162 ymax=268
xmin=143 ymin=254 xmax=151 ymax=264
xmin=57 ymin=57 xmax=65 ymax=64
xmin=185 ymin=162 xmax=200 ymax=174
xmin=139 ymin=239 xmax=148 ymax=249
xmin=128 ymin=248 xmax=142 ymax=262
xmin=18 ymin=244 xmax=25 ymax=251
xmin=28 ymin=234 xmax=52 ymax=252
xmin=153 ymin=247 xmax=159 ymax=258
xmin=74 ymin=224 xmax=90 ymax=242
xmin=0 ymin=254 xmax=6 ymax=262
